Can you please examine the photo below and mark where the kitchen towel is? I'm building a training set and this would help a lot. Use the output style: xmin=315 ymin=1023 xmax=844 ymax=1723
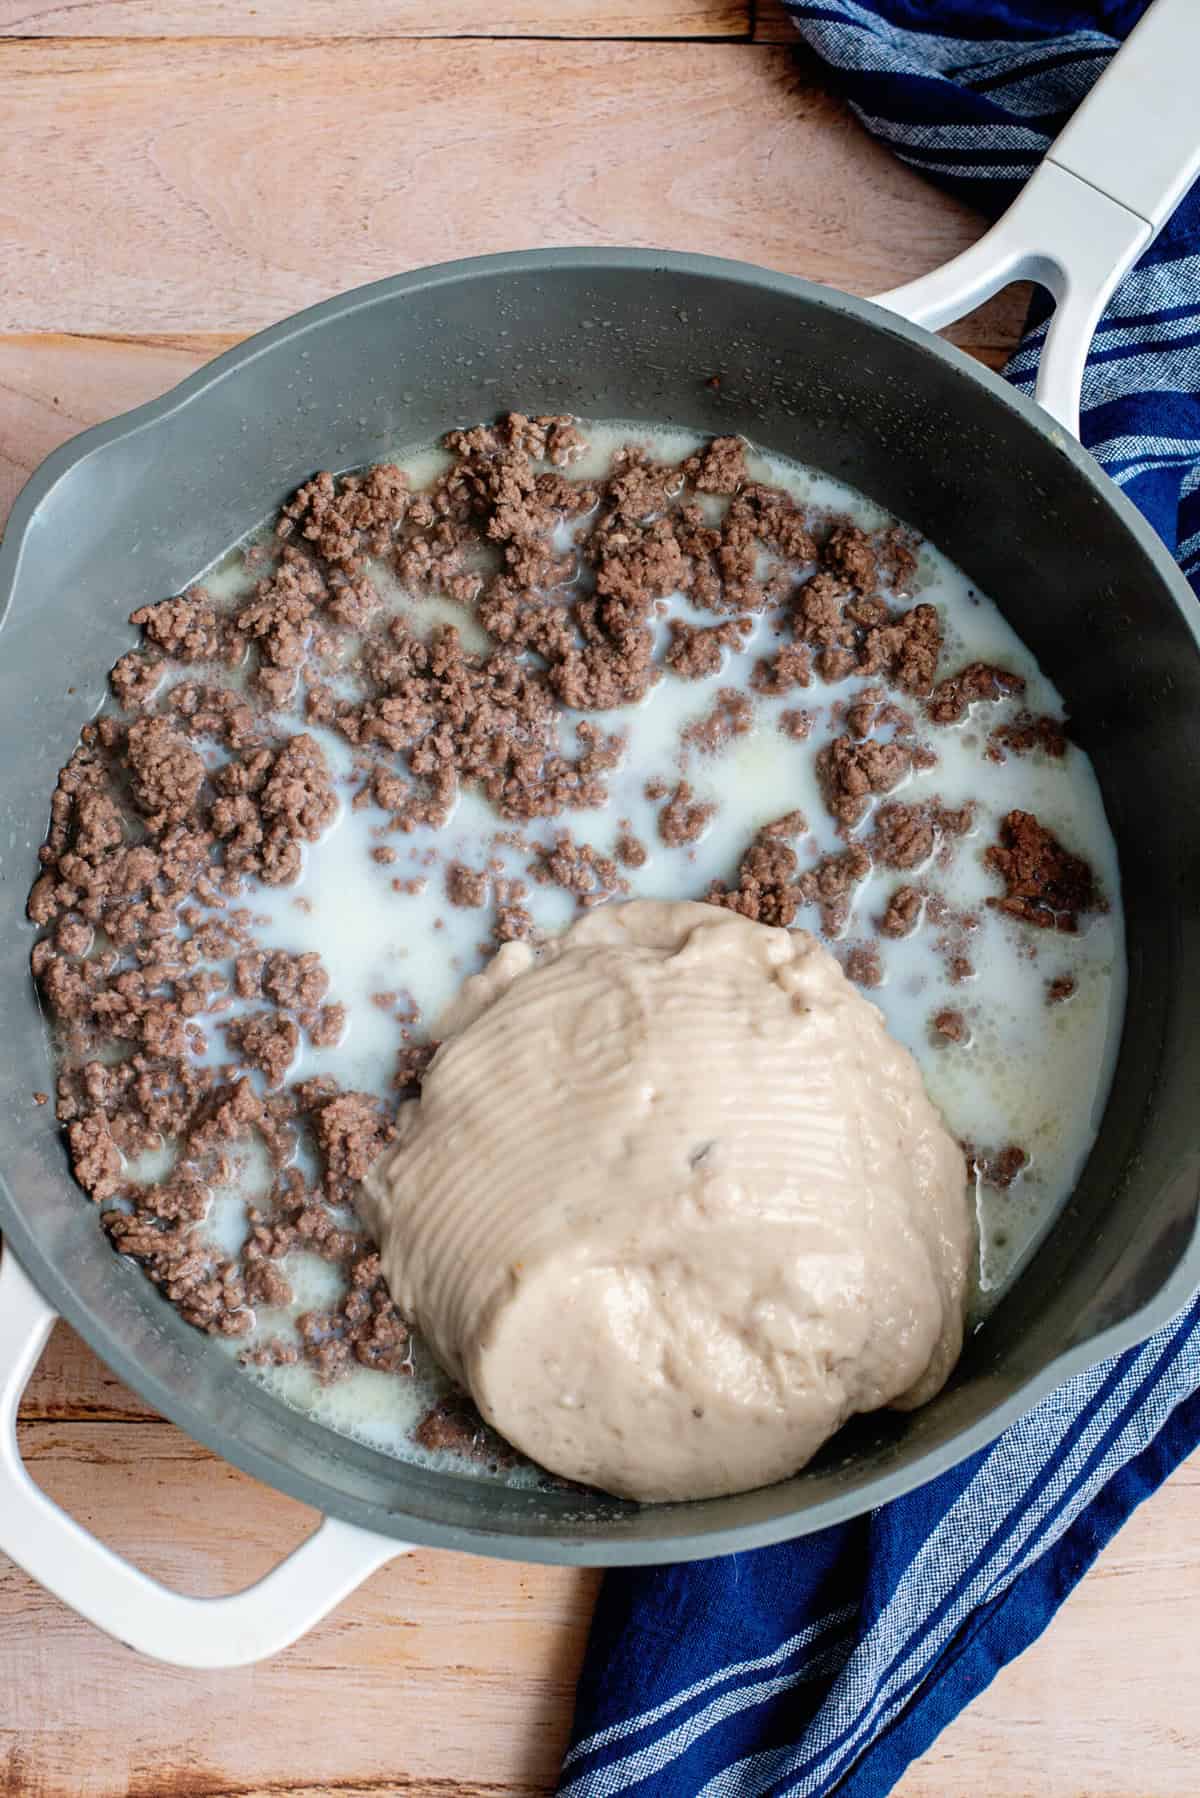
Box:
xmin=558 ymin=5 xmax=1200 ymax=1793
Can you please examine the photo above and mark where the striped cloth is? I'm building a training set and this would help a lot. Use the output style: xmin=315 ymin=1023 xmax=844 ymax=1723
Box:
xmin=558 ymin=7 xmax=1200 ymax=1794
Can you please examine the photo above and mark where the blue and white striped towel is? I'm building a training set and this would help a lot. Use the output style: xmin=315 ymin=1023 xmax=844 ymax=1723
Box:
xmin=559 ymin=6 xmax=1200 ymax=1792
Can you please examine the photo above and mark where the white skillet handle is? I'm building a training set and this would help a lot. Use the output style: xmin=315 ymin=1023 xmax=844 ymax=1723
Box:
xmin=872 ymin=0 xmax=1200 ymax=440
xmin=0 ymin=1246 xmax=407 ymax=1667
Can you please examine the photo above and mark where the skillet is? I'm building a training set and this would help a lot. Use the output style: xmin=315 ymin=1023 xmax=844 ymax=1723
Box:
xmin=1 ymin=0 xmax=1199 ymax=1666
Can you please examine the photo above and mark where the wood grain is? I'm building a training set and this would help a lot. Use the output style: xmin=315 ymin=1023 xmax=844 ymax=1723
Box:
xmin=754 ymin=0 xmax=800 ymax=42
xmin=896 ymin=1453 xmax=1200 ymax=1797
xmin=1 ymin=39 xmax=1009 ymax=334
xmin=0 ymin=332 xmax=236 ymax=529
xmin=4 ymin=1420 xmax=598 ymax=1797
xmin=3 ymin=1385 xmax=1198 ymax=1796
xmin=18 ymin=1319 xmax=159 ymax=1421
xmin=0 ymin=0 xmax=748 ymax=38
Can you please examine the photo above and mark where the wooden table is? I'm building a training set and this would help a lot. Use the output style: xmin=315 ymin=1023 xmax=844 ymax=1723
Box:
xmin=2 ymin=4 xmax=1197 ymax=1793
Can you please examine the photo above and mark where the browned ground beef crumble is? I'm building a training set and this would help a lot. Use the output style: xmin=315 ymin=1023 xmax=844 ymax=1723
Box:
xmin=27 ymin=415 xmax=1089 ymax=1446
xmin=985 ymin=811 xmax=1101 ymax=933
xmin=932 ymin=1008 xmax=968 ymax=1044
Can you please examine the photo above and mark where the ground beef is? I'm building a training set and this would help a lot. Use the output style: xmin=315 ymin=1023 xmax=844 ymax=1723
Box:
xmin=927 ymin=662 xmax=1025 ymax=725
xmin=394 ymin=1038 xmax=439 ymax=1096
xmin=761 ymin=809 xmax=807 ymax=840
xmin=327 ymin=618 xmax=622 ymax=824
xmin=105 ymin=1211 xmax=252 ymax=1337
xmin=233 ymin=951 xmax=264 ymax=998
xmin=295 ymin=1252 xmax=411 ymax=1382
xmin=817 ymin=733 xmax=912 ymax=828
xmin=262 ymin=950 xmax=329 ymax=1011
xmin=212 ymin=732 xmax=337 ymax=889
xmin=67 ymin=1112 xmax=123 ymax=1201
xmin=241 ymin=550 xmax=327 ymax=649
xmin=870 ymin=802 xmax=935 ymax=870
xmin=858 ymin=603 xmax=943 ymax=697
xmin=527 ymin=832 xmax=628 ymax=907
xmin=307 ymin=1089 xmax=395 ymax=1205
xmin=169 ymin=682 xmax=259 ymax=750
xmin=126 ymin=717 xmax=205 ymax=830
xmin=778 ymin=708 xmax=814 ymax=741
xmin=445 ymin=861 xmax=490 ymax=908
xmin=985 ymin=810 xmax=1099 ymax=932
xmin=683 ymin=435 xmax=747 ymax=495
xmin=796 ymin=843 xmax=873 ymax=935
xmin=222 ymin=1011 xmax=300 ymax=1086
xmin=615 ymin=832 xmax=647 ymax=869
xmin=493 ymin=904 xmax=535 ymax=945
xmin=870 ymin=798 xmax=972 ymax=872
xmin=130 ymin=588 xmax=223 ymax=663
xmin=879 ymin=884 xmax=923 ymax=938
xmin=309 ymin=1002 xmax=347 ymax=1047
xmin=708 ymin=831 xmax=802 ymax=928
xmin=1047 ymin=973 xmax=1077 ymax=1004
xmin=341 ymin=1251 xmax=411 ymax=1374
xmin=413 ymin=1394 xmax=514 ymax=1465
xmin=710 ymin=830 xmax=869 ymax=937
xmin=656 ymin=782 xmax=716 ymax=846
xmin=794 ymin=570 xmax=854 ymax=659
xmin=258 ymin=733 xmax=338 ymax=846
xmin=823 ymin=523 xmax=877 ymax=593
xmin=987 ymin=713 xmax=1069 ymax=761
xmin=966 ymin=1143 xmax=1029 ymax=1189
xmin=751 ymin=643 xmax=813 ymax=695
xmin=701 ymin=484 xmax=812 ymax=615
xmin=843 ymin=684 xmax=911 ymax=741
xmin=681 ymin=688 xmax=754 ymax=756
xmin=841 ymin=943 xmax=882 ymax=988
xmin=664 ymin=617 xmax=751 ymax=680
xmin=792 ymin=559 xmax=941 ymax=693
xmin=932 ymin=1008 xmax=967 ymax=1044
xmin=110 ymin=651 xmax=164 ymax=711
xmin=278 ymin=463 xmax=410 ymax=568
xmin=243 ymin=1257 xmax=294 ymax=1310
xmin=879 ymin=526 xmax=920 ymax=592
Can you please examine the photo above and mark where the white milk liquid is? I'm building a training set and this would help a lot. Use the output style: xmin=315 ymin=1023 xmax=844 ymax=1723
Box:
xmin=119 ymin=424 xmax=1126 ymax=1483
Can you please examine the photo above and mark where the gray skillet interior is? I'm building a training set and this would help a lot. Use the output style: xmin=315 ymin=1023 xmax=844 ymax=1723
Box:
xmin=2 ymin=249 xmax=1200 ymax=1564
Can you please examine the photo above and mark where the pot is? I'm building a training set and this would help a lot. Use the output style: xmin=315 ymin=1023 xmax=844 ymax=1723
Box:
xmin=2 ymin=0 xmax=1199 ymax=1669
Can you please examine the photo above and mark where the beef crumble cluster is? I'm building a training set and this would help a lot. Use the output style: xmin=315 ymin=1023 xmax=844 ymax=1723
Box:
xmin=27 ymin=414 xmax=1100 ymax=1416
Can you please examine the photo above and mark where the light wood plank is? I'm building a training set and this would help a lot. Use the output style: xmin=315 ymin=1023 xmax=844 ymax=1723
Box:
xmin=2 ymin=40 xmax=1011 ymax=334
xmin=754 ymin=0 xmax=800 ymax=42
xmin=1 ymin=1420 xmax=1197 ymax=1795
xmin=18 ymin=1320 xmax=160 ymax=1421
xmin=899 ymin=1452 xmax=1200 ymax=1797
xmin=0 ymin=0 xmax=748 ymax=38
xmin=4 ymin=1422 xmax=598 ymax=1797
xmin=0 ymin=332 xmax=235 ymax=530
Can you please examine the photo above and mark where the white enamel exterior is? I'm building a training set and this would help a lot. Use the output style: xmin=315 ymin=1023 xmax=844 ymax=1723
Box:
xmin=0 ymin=1250 xmax=407 ymax=1667
xmin=875 ymin=0 xmax=1200 ymax=436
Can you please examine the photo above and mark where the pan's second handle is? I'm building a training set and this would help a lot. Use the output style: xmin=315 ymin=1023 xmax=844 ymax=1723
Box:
xmin=872 ymin=0 xmax=1200 ymax=441
xmin=0 ymin=1246 xmax=407 ymax=1667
